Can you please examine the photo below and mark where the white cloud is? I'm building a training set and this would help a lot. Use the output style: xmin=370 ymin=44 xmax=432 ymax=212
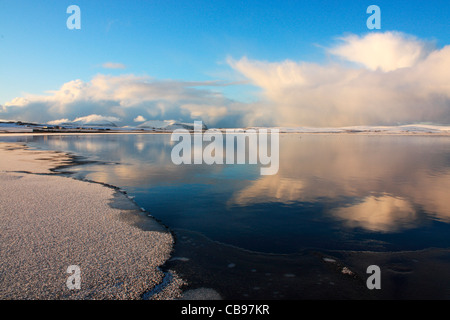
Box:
xmin=1 ymin=74 xmax=248 ymax=127
xmin=181 ymin=104 xmax=229 ymax=124
xmin=47 ymin=118 xmax=69 ymax=125
xmin=133 ymin=115 xmax=147 ymax=122
xmin=229 ymin=32 xmax=450 ymax=127
xmin=329 ymin=32 xmax=434 ymax=72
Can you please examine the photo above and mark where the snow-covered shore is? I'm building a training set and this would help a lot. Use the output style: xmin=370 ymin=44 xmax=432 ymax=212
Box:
xmin=0 ymin=142 xmax=184 ymax=299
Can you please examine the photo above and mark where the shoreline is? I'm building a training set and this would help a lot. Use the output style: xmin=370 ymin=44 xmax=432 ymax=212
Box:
xmin=1 ymin=130 xmax=450 ymax=138
xmin=0 ymin=142 xmax=185 ymax=299
xmin=0 ymin=127 xmax=450 ymax=137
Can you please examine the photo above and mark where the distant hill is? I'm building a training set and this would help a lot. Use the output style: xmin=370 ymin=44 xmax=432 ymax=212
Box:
xmin=60 ymin=119 xmax=118 ymax=128
xmin=0 ymin=119 xmax=208 ymax=133
xmin=138 ymin=120 xmax=207 ymax=131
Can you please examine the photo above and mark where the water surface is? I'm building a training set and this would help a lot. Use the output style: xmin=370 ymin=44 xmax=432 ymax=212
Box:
xmin=3 ymin=133 xmax=450 ymax=298
xmin=4 ymin=133 xmax=450 ymax=253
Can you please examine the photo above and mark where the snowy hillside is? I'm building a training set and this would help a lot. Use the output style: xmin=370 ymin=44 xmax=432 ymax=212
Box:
xmin=138 ymin=120 xmax=207 ymax=131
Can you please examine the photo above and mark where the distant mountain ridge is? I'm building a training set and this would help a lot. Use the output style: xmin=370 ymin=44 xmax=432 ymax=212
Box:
xmin=1 ymin=120 xmax=449 ymax=134
xmin=59 ymin=119 xmax=118 ymax=128
xmin=0 ymin=119 xmax=208 ymax=133
xmin=138 ymin=120 xmax=208 ymax=131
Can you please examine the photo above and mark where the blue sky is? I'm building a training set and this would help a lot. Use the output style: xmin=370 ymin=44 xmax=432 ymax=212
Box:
xmin=1 ymin=0 xmax=449 ymax=127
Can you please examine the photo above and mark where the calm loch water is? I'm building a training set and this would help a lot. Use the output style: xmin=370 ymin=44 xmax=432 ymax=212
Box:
xmin=3 ymin=133 xmax=450 ymax=298
xmin=10 ymin=133 xmax=450 ymax=252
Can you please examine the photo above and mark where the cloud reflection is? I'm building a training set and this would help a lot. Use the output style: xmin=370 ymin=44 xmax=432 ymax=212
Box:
xmin=331 ymin=195 xmax=417 ymax=232
xmin=228 ymin=175 xmax=304 ymax=206
xmin=228 ymin=135 xmax=450 ymax=232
